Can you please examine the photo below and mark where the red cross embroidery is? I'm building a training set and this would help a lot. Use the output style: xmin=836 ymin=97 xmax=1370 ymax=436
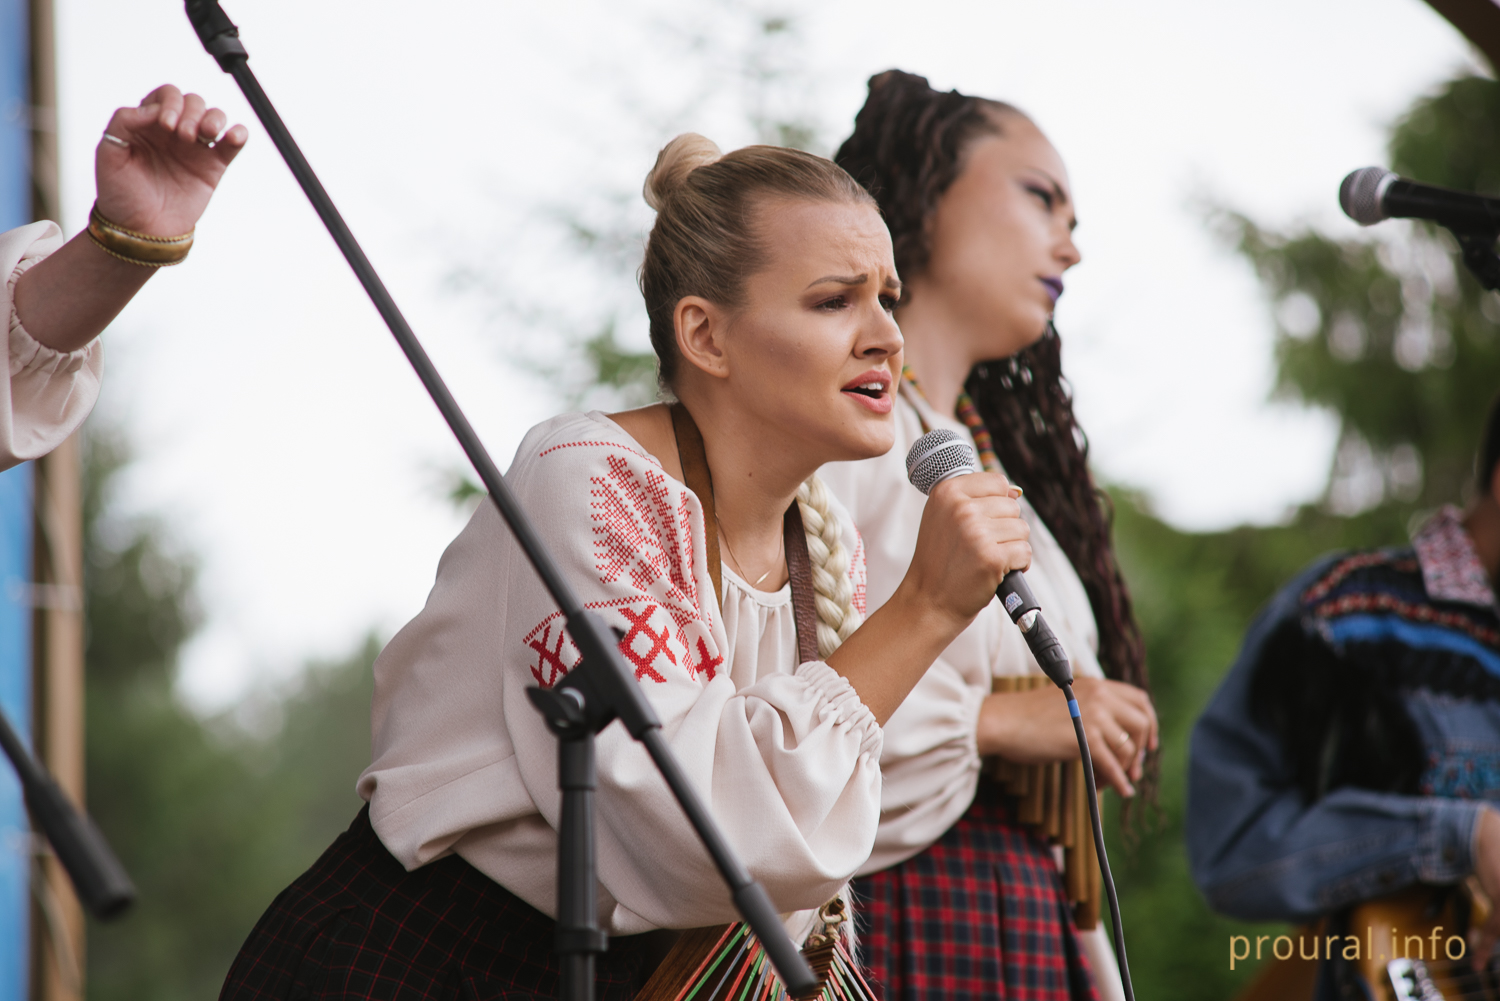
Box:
xmin=528 ymin=622 xmax=571 ymax=687
xmin=687 ymin=636 xmax=723 ymax=681
xmin=618 ymin=603 xmax=673 ymax=683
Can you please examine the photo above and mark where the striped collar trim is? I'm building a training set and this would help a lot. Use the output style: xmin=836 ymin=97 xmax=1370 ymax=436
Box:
xmin=1412 ymin=505 xmax=1497 ymax=608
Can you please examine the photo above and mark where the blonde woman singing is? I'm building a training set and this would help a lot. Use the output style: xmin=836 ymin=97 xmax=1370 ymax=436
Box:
xmin=220 ymin=134 xmax=1032 ymax=1000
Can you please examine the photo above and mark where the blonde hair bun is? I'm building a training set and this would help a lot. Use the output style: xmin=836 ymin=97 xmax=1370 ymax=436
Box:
xmin=643 ymin=134 xmax=723 ymax=211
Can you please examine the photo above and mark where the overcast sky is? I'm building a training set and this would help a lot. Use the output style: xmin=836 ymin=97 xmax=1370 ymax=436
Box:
xmin=52 ymin=0 xmax=1483 ymax=708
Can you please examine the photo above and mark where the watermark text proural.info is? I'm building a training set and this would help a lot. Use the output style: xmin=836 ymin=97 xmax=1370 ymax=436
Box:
xmin=1230 ymin=928 xmax=1467 ymax=970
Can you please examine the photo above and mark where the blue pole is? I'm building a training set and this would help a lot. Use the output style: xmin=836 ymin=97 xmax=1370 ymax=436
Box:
xmin=0 ymin=0 xmax=33 ymax=993
xmin=0 ymin=477 xmax=27 ymax=1001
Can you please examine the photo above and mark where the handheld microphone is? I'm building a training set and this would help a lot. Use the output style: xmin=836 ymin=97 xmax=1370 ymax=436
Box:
xmin=1340 ymin=167 xmax=1500 ymax=233
xmin=904 ymin=430 xmax=1072 ymax=689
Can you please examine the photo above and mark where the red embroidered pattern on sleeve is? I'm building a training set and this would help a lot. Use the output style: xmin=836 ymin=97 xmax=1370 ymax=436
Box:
xmin=525 ymin=618 xmax=572 ymax=689
xmin=617 ymin=603 xmax=673 ymax=682
xmin=522 ymin=442 xmax=715 ymax=687
xmin=688 ymin=636 xmax=724 ymax=681
xmin=590 ymin=453 xmax=703 ymax=636
xmin=523 ymin=599 xmax=725 ymax=687
xmin=592 ymin=455 xmax=698 ymax=596
xmin=851 ymin=530 xmax=868 ymax=618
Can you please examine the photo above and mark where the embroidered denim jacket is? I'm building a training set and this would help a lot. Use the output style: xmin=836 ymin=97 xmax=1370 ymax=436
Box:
xmin=1186 ymin=508 xmax=1500 ymax=922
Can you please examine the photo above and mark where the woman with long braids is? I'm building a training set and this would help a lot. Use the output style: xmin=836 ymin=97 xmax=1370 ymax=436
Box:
xmin=220 ymin=134 xmax=1035 ymax=1000
xmin=822 ymin=71 xmax=1158 ymax=1001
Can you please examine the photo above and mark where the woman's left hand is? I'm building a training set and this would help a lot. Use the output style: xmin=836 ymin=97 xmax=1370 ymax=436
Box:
xmin=94 ymin=84 xmax=248 ymax=235
xmin=976 ymin=676 xmax=1158 ymax=797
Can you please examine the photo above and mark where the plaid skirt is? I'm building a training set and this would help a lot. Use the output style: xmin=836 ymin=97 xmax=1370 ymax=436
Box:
xmin=219 ymin=806 xmax=655 ymax=1000
xmin=853 ymin=779 xmax=1100 ymax=1001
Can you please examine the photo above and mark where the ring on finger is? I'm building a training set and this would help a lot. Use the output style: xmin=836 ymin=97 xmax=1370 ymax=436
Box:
xmin=196 ymin=133 xmax=216 ymax=148
xmin=1114 ymin=731 xmax=1131 ymax=748
xmin=101 ymin=132 xmax=130 ymax=148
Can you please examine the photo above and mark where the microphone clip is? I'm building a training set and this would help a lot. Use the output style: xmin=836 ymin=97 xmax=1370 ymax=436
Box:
xmin=1457 ymin=231 xmax=1500 ymax=292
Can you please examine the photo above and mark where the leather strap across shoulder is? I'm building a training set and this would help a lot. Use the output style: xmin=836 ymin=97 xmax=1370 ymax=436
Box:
xmin=669 ymin=403 xmax=722 ymax=609
xmin=669 ymin=403 xmax=819 ymax=664
xmin=782 ymin=504 xmax=819 ymax=665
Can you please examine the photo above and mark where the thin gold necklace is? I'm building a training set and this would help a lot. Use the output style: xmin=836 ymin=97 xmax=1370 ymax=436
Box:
xmin=717 ymin=516 xmax=785 ymax=588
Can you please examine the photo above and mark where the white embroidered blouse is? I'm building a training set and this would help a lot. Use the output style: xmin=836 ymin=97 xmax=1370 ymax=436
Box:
xmin=819 ymin=385 xmax=1126 ymax=1001
xmin=0 ymin=222 xmax=104 ymax=469
xmin=358 ymin=410 xmax=884 ymax=938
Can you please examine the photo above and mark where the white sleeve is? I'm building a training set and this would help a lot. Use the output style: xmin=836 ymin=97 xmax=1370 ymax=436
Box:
xmin=860 ymin=650 xmax=985 ymax=873
xmin=364 ymin=421 xmax=884 ymax=933
xmin=1 ymin=222 xmax=103 ymax=470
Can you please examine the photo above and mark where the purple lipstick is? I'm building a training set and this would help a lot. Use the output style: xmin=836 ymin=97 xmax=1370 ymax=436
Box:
xmin=1039 ymin=277 xmax=1064 ymax=303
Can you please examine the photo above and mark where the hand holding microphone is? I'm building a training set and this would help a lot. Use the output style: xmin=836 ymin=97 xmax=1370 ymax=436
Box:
xmin=906 ymin=429 xmax=1072 ymax=687
xmin=901 ymin=446 xmax=1034 ymax=625
xmin=821 ymin=431 xmax=1031 ymax=725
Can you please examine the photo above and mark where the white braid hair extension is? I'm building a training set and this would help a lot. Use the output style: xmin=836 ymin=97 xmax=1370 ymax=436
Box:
xmin=795 ymin=475 xmax=864 ymax=954
xmin=795 ymin=475 xmax=863 ymax=658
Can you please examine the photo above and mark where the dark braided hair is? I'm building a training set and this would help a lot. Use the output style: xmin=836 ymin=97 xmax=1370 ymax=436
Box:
xmin=836 ymin=70 xmax=1156 ymax=825
xmin=1481 ymin=390 xmax=1500 ymax=493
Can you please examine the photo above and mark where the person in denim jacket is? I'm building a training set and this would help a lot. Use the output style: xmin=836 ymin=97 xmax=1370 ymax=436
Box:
xmin=1188 ymin=395 xmax=1500 ymax=964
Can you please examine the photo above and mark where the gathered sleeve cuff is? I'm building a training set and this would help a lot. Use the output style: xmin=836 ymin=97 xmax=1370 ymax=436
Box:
xmin=608 ymin=656 xmax=883 ymax=929
xmin=792 ymin=660 xmax=883 ymax=758
xmin=2 ymin=222 xmax=102 ymax=470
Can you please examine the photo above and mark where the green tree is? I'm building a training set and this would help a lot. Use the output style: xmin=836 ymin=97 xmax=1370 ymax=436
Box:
xmin=81 ymin=429 xmax=376 ymax=1001
xmin=1214 ymin=75 xmax=1500 ymax=513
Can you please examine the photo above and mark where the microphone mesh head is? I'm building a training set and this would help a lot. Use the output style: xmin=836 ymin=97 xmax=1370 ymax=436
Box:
xmin=905 ymin=430 xmax=979 ymax=496
xmin=1340 ymin=167 xmax=1394 ymax=226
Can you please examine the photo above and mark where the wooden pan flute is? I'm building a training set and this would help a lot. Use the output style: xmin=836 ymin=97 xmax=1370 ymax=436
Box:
xmin=987 ymin=675 xmax=1102 ymax=930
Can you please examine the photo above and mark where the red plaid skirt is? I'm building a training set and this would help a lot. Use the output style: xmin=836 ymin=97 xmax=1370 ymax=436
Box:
xmin=219 ymin=806 xmax=655 ymax=1000
xmin=853 ymin=779 xmax=1100 ymax=1001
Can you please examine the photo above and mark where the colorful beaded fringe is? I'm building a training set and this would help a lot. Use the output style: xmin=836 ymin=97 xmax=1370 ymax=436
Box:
xmin=667 ymin=923 xmax=877 ymax=1001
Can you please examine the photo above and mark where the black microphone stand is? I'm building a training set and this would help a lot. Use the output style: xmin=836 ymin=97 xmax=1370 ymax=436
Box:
xmin=182 ymin=5 xmax=819 ymax=1000
xmin=0 ymin=710 xmax=135 ymax=920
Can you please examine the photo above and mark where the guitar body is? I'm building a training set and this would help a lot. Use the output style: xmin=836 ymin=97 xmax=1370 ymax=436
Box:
xmin=1350 ymin=882 xmax=1492 ymax=1001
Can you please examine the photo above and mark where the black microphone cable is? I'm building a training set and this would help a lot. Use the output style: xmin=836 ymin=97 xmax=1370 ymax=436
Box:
xmin=906 ymin=429 xmax=1136 ymax=1001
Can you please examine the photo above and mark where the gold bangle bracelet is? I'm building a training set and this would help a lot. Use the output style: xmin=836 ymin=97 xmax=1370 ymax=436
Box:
xmin=86 ymin=203 xmax=194 ymax=267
